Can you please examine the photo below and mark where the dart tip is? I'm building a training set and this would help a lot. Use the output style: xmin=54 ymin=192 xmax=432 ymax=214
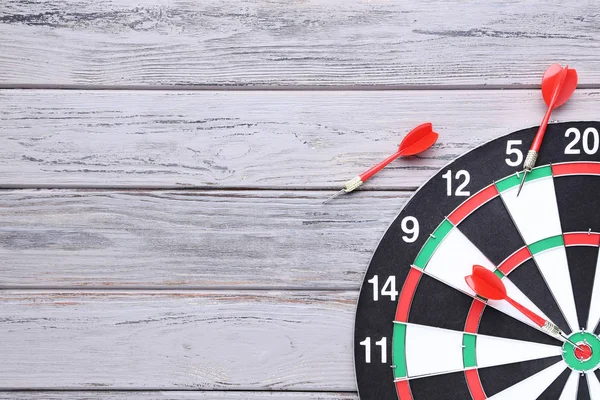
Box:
xmin=560 ymin=332 xmax=584 ymax=351
xmin=323 ymin=189 xmax=345 ymax=204
xmin=516 ymin=171 xmax=528 ymax=197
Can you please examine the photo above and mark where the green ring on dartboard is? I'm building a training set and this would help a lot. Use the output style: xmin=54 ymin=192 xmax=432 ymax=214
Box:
xmin=562 ymin=332 xmax=600 ymax=371
xmin=354 ymin=122 xmax=600 ymax=400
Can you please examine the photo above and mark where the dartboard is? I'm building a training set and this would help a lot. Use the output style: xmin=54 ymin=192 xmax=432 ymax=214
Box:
xmin=354 ymin=122 xmax=600 ymax=399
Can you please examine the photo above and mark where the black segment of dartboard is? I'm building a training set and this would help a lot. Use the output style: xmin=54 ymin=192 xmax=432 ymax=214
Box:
xmin=355 ymin=122 xmax=600 ymax=400
xmin=407 ymin=274 xmax=473 ymax=331
xmin=538 ymin=367 xmax=571 ymax=399
xmin=566 ymin=246 xmax=599 ymax=331
xmin=408 ymin=372 xmax=471 ymax=400
xmin=457 ymin=196 xmax=526 ymax=265
xmin=478 ymin=356 xmax=563 ymax=398
xmin=579 ymin=373 xmax=591 ymax=400
xmin=554 ymin=175 xmax=600 ymax=233
xmin=505 ymin=258 xmax=570 ymax=334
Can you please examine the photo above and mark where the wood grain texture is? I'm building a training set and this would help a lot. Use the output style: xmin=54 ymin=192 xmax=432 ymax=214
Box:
xmin=2 ymin=89 xmax=598 ymax=189
xmin=0 ymin=189 xmax=407 ymax=288
xmin=0 ymin=392 xmax=357 ymax=399
xmin=0 ymin=290 xmax=357 ymax=390
xmin=1 ymin=0 xmax=600 ymax=87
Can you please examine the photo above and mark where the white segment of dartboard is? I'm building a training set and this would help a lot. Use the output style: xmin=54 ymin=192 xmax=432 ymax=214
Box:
xmin=587 ymin=372 xmax=600 ymax=399
xmin=532 ymin=247 xmax=579 ymax=332
xmin=476 ymin=334 xmax=562 ymax=369
xmin=402 ymin=322 xmax=561 ymax=380
xmin=500 ymin=175 xmax=563 ymax=244
xmin=586 ymin=252 xmax=600 ymax=331
xmin=487 ymin=360 xmax=566 ymax=400
xmin=559 ymin=370 xmax=580 ymax=400
xmin=425 ymin=227 xmax=496 ymax=294
xmin=404 ymin=323 xmax=464 ymax=378
xmin=424 ymin=228 xmax=549 ymax=331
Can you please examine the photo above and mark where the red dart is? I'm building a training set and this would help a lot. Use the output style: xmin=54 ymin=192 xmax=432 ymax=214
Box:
xmin=517 ymin=64 xmax=578 ymax=196
xmin=465 ymin=265 xmax=584 ymax=351
xmin=324 ymin=122 xmax=438 ymax=203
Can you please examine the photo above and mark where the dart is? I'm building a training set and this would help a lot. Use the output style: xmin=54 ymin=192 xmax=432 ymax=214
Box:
xmin=324 ymin=122 xmax=438 ymax=203
xmin=465 ymin=265 xmax=585 ymax=351
xmin=516 ymin=64 xmax=578 ymax=196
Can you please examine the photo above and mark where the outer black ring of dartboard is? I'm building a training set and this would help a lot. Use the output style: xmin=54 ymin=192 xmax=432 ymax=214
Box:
xmin=354 ymin=121 xmax=600 ymax=400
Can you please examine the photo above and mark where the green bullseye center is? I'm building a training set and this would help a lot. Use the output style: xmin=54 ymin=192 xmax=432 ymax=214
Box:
xmin=562 ymin=331 xmax=600 ymax=371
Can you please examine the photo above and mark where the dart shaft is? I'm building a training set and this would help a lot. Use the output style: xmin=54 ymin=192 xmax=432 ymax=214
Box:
xmin=505 ymin=296 xmax=546 ymax=327
xmin=323 ymin=152 xmax=399 ymax=204
xmin=360 ymin=151 xmax=402 ymax=182
xmin=530 ymin=103 xmax=555 ymax=152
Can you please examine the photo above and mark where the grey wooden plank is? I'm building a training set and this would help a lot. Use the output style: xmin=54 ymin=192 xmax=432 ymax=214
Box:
xmin=1 ymin=89 xmax=597 ymax=189
xmin=0 ymin=189 xmax=406 ymax=289
xmin=0 ymin=290 xmax=357 ymax=390
xmin=0 ymin=392 xmax=357 ymax=399
xmin=1 ymin=0 xmax=599 ymax=87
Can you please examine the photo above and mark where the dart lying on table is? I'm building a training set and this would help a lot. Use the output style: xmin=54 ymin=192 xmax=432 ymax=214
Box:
xmin=324 ymin=122 xmax=439 ymax=203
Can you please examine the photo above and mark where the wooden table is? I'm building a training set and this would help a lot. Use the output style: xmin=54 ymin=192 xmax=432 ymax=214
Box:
xmin=1 ymin=1 xmax=599 ymax=398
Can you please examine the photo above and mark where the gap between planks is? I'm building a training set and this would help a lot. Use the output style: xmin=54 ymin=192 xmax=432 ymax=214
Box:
xmin=0 ymin=391 xmax=358 ymax=399
xmin=0 ymin=85 xmax=568 ymax=92
xmin=0 ymin=186 xmax=418 ymax=191
xmin=3 ymin=84 xmax=598 ymax=91
xmin=0 ymin=287 xmax=356 ymax=291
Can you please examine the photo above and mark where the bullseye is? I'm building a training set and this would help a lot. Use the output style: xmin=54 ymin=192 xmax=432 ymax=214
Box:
xmin=574 ymin=342 xmax=593 ymax=361
xmin=562 ymin=331 xmax=600 ymax=371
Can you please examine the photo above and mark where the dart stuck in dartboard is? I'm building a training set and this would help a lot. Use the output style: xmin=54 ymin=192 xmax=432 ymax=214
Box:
xmin=349 ymin=64 xmax=600 ymax=399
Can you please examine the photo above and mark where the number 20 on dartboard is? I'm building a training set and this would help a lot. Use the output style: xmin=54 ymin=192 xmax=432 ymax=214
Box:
xmin=565 ymin=127 xmax=599 ymax=155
